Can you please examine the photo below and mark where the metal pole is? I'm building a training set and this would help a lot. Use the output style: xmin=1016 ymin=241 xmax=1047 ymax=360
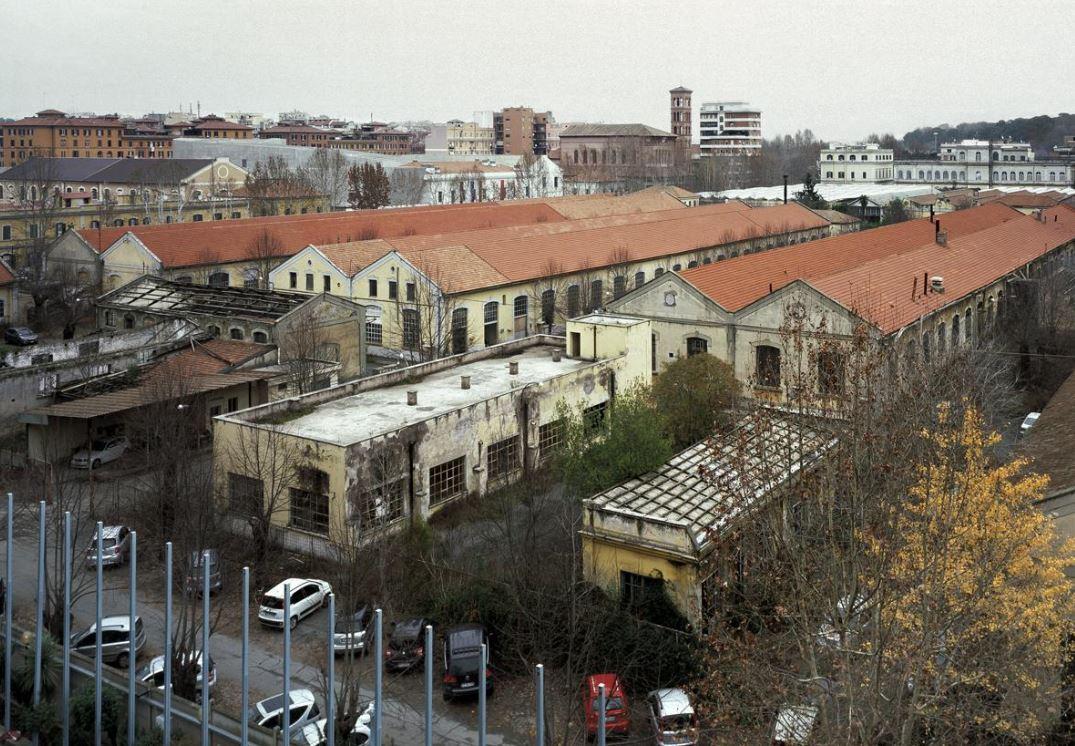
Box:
xmin=283 ymin=582 xmax=291 ymax=742
xmin=62 ymin=512 xmax=72 ymax=746
xmin=32 ymin=501 xmax=45 ymax=746
xmin=373 ymin=609 xmax=382 ymax=746
xmin=478 ymin=643 xmax=487 ymax=746
xmin=597 ymin=682 xmax=606 ymax=746
xmin=424 ymin=624 xmax=433 ymax=746
xmin=94 ymin=521 xmax=103 ymax=746
xmin=3 ymin=492 xmax=12 ymax=733
xmin=127 ymin=532 xmax=137 ymax=746
xmin=241 ymin=567 xmax=249 ymax=746
xmin=201 ymin=550 xmax=211 ymax=746
xmin=535 ymin=664 xmax=544 ymax=746
xmin=326 ymin=594 xmax=335 ymax=746
xmin=163 ymin=542 xmax=173 ymax=746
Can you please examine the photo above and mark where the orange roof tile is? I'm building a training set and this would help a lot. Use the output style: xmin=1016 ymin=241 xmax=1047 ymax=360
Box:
xmin=680 ymin=203 xmax=1075 ymax=334
xmin=79 ymin=201 xmax=569 ymax=268
xmin=319 ymin=202 xmax=829 ymax=292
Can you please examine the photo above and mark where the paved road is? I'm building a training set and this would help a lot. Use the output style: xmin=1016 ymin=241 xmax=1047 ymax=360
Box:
xmin=6 ymin=518 xmax=528 ymax=745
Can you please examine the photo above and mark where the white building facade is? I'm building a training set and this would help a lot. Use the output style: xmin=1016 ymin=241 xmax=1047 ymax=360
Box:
xmin=699 ymin=102 xmax=762 ymax=157
xmin=423 ymin=120 xmax=495 ymax=156
xmin=395 ymin=156 xmax=564 ymax=205
xmin=894 ymin=140 xmax=1074 ymax=187
xmin=819 ymin=143 xmax=894 ymax=182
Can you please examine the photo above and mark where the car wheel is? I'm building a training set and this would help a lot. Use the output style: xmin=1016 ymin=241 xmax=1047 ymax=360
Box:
xmin=290 ymin=616 xmax=298 ymax=630
xmin=442 ymin=690 xmax=451 ymax=702
xmin=115 ymin=652 xmax=129 ymax=669
xmin=91 ymin=459 xmax=101 ymax=470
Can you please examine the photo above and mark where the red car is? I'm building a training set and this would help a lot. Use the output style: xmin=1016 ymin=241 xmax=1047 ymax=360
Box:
xmin=582 ymin=673 xmax=630 ymax=739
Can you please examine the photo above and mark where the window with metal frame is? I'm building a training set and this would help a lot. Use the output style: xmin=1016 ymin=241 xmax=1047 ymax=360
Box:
xmin=538 ymin=420 xmax=565 ymax=459
xmin=402 ymin=308 xmax=420 ymax=349
xmin=289 ymin=487 xmax=329 ymax=535
xmin=429 ymin=456 xmax=466 ymax=505
xmin=358 ymin=476 xmax=406 ymax=528
xmin=228 ymin=473 xmax=263 ymax=516
xmin=756 ymin=345 xmax=781 ymax=388
xmin=487 ymin=436 xmax=520 ymax=485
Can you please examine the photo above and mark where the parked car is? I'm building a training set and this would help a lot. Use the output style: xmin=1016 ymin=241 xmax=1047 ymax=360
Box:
xmin=70 ymin=436 xmax=129 ymax=470
xmin=442 ymin=623 xmax=491 ymax=701
xmin=815 ymin=593 xmax=870 ymax=650
xmin=334 ymin=604 xmax=373 ymax=656
xmin=296 ymin=703 xmax=373 ymax=746
xmin=70 ymin=615 xmax=145 ymax=668
xmin=258 ymin=578 xmax=332 ymax=629
xmin=136 ymin=651 xmax=217 ymax=699
xmin=4 ymin=327 xmax=38 ymax=346
xmin=247 ymin=689 xmax=320 ymax=739
xmin=84 ymin=525 xmax=132 ymax=568
xmin=185 ymin=549 xmax=223 ymax=595
xmin=385 ymin=617 xmax=428 ymax=672
xmin=582 ymin=673 xmax=630 ymax=739
xmin=646 ymin=688 xmax=698 ymax=746
xmin=1020 ymin=411 xmax=1041 ymax=437
xmin=772 ymin=704 xmax=818 ymax=745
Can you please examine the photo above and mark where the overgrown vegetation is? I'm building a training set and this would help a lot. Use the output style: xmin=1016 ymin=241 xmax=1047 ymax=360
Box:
xmin=652 ymin=353 xmax=740 ymax=449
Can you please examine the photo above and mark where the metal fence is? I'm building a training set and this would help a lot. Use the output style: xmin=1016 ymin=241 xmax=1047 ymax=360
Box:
xmin=1 ymin=494 xmax=563 ymax=746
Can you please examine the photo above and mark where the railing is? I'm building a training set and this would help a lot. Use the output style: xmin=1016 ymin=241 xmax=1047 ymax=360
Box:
xmin=0 ymin=493 xmax=551 ymax=746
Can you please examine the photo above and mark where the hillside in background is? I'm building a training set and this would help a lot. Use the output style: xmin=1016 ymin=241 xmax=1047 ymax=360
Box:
xmin=901 ymin=113 xmax=1074 ymax=155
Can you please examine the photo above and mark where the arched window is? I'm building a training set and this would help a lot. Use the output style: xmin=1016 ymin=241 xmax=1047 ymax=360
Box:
xmin=755 ymin=345 xmax=781 ymax=388
xmin=918 ymin=170 xmax=924 ymax=180
xmin=566 ymin=285 xmax=581 ymax=317
xmin=987 ymin=297 xmax=995 ymax=327
xmin=922 ymin=333 xmax=931 ymax=363
xmin=654 ymin=267 xmax=664 ymax=277
xmin=951 ymin=315 xmax=960 ymax=347
xmin=230 ymin=328 xmax=244 ymax=340
xmin=687 ymin=260 xmax=698 ymax=268
xmin=253 ymin=331 xmax=268 ymax=343
xmin=208 ymin=271 xmax=229 ymax=288
xmin=112 ymin=219 xmax=123 ymax=227
xmin=975 ymin=152 xmax=981 ymax=162
xmin=1000 ymin=172 xmax=1007 ymax=181
xmin=588 ymin=280 xmax=603 ymax=311
xmin=937 ymin=322 xmax=946 ymax=354
xmin=686 ymin=337 xmax=708 ymax=356
xmin=451 ymin=308 xmax=468 ymax=354
xmin=402 ymin=308 xmax=420 ymax=349
xmin=634 ymin=271 xmax=645 ymax=289
xmin=612 ymin=275 xmax=626 ymax=298
xmin=123 ymin=314 xmax=135 ymax=330
xmin=540 ymin=289 xmax=555 ymax=328
xmin=849 ymin=154 xmax=856 ymax=161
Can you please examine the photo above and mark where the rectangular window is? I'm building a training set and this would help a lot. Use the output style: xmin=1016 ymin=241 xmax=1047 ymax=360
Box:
xmin=406 ymin=282 xmax=416 ymax=302
xmin=1 ymin=226 xmax=9 ymax=241
xmin=429 ymin=456 xmax=466 ymax=506
xmin=323 ymin=275 xmax=331 ymax=292
xmin=358 ymin=475 xmax=406 ymax=528
xmin=402 ymin=309 xmax=420 ymax=349
xmin=227 ymin=396 xmax=239 ymax=413
xmin=192 ymin=214 xmax=203 ymax=222
xmin=289 ymin=272 xmax=297 ymax=289
xmin=583 ymin=402 xmax=607 ymax=433
xmin=487 ymin=436 xmax=520 ymax=486
xmin=539 ymin=420 xmax=565 ymax=459
xmin=365 ymin=321 xmax=383 ymax=345
xmin=368 ymin=279 xmax=378 ymax=297
xmin=289 ymin=487 xmax=330 ymax=535
xmin=620 ymin=571 xmax=664 ymax=608
xmin=388 ymin=281 xmax=398 ymax=300
xmin=305 ymin=274 xmax=314 ymax=291
xmin=77 ymin=340 xmax=100 ymax=356
xmin=227 ymin=473 xmax=263 ymax=516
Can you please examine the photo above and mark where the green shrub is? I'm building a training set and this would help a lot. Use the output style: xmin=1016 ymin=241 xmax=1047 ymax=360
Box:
xmin=70 ymin=682 xmax=125 ymax=746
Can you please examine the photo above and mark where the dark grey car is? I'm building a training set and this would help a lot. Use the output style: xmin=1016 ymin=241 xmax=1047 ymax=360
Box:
xmin=71 ymin=615 xmax=145 ymax=668
xmin=185 ymin=549 xmax=223 ymax=595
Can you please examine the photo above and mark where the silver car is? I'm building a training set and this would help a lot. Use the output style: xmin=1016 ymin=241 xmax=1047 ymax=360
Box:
xmin=70 ymin=436 xmax=128 ymax=470
xmin=333 ymin=604 xmax=372 ymax=655
xmin=85 ymin=525 xmax=132 ymax=568
xmin=185 ymin=550 xmax=223 ymax=595
xmin=137 ymin=651 xmax=217 ymax=700
xmin=71 ymin=615 xmax=145 ymax=668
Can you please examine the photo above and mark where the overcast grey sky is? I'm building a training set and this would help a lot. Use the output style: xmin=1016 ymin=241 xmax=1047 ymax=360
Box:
xmin=3 ymin=0 xmax=1072 ymax=141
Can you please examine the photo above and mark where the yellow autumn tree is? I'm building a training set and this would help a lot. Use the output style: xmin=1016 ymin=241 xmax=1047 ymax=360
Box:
xmin=870 ymin=403 xmax=1075 ymax=743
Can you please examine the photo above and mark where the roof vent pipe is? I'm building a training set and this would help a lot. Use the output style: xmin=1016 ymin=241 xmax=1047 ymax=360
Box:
xmin=508 ymin=361 xmax=519 ymax=375
xmin=930 ymin=276 xmax=945 ymax=293
xmin=407 ymin=390 xmax=418 ymax=406
xmin=552 ymin=350 xmax=562 ymax=362
xmin=460 ymin=375 xmax=471 ymax=390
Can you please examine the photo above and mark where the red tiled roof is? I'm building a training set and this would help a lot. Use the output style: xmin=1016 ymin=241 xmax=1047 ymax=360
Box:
xmin=319 ymin=202 xmax=829 ymax=292
xmin=149 ymin=338 xmax=273 ymax=378
xmin=0 ymin=258 xmax=15 ymax=285
xmin=189 ymin=120 xmax=252 ymax=131
xmin=977 ymin=190 xmax=1064 ymax=209
xmin=679 ymin=203 xmax=1075 ymax=334
xmin=78 ymin=201 xmax=570 ymax=267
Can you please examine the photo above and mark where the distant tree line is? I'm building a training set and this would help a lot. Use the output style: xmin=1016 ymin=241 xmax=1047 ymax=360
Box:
xmin=899 ymin=112 xmax=1075 ymax=155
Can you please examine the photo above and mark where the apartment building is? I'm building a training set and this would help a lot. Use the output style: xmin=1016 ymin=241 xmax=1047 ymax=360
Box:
xmin=494 ymin=107 xmax=555 ymax=156
xmin=2 ymin=110 xmax=174 ymax=167
xmin=424 ymin=120 xmax=495 ymax=156
xmin=894 ymin=140 xmax=1074 ymax=187
xmin=698 ymin=102 xmax=762 ymax=157
xmin=185 ymin=115 xmax=255 ymax=140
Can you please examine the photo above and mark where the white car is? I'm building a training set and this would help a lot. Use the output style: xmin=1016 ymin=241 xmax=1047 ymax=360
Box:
xmin=646 ymin=688 xmax=698 ymax=746
xmin=70 ymin=436 xmax=129 ymax=470
xmin=296 ymin=703 xmax=373 ymax=746
xmin=136 ymin=651 xmax=217 ymax=698
xmin=248 ymin=689 xmax=320 ymax=739
xmin=258 ymin=578 xmax=332 ymax=630
xmin=1019 ymin=412 xmax=1041 ymax=437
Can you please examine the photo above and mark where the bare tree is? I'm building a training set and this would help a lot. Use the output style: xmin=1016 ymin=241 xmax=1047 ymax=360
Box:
xmin=299 ymin=148 xmax=348 ymax=209
xmin=276 ymin=308 xmax=333 ymax=394
xmin=244 ymin=228 xmax=284 ymax=289
xmin=11 ymin=159 xmax=64 ymax=318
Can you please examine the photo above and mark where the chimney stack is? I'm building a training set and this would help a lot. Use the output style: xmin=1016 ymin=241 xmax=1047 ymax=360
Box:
xmin=407 ymin=390 xmax=418 ymax=406
xmin=930 ymin=204 xmax=935 ymax=223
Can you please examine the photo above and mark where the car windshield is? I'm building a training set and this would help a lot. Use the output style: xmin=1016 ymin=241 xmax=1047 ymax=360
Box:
xmin=660 ymin=714 xmax=693 ymax=732
xmin=92 ymin=538 xmax=117 ymax=550
xmin=262 ymin=596 xmax=284 ymax=610
xmin=592 ymin=696 xmax=624 ymax=711
xmin=91 ymin=440 xmax=109 ymax=450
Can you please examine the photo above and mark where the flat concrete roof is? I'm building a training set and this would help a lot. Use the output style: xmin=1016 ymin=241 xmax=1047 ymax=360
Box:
xmin=573 ymin=313 xmax=647 ymax=327
xmin=264 ymin=345 xmax=593 ymax=446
